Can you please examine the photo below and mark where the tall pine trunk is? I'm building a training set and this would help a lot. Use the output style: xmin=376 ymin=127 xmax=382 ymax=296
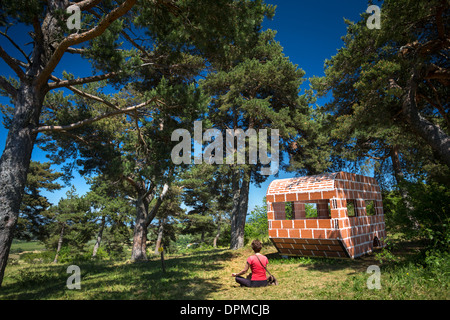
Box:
xmin=0 ymin=84 xmax=43 ymax=286
xmin=213 ymin=215 xmax=222 ymax=248
xmin=131 ymin=196 xmax=150 ymax=262
xmin=92 ymin=215 xmax=106 ymax=258
xmin=390 ymin=145 xmax=418 ymax=228
xmin=154 ymin=217 xmax=167 ymax=254
xmin=53 ymin=223 xmax=65 ymax=263
xmin=230 ymin=168 xmax=251 ymax=250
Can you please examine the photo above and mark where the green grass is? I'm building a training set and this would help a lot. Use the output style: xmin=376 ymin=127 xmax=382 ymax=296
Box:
xmin=1 ymin=240 xmax=448 ymax=300
xmin=9 ymin=240 xmax=46 ymax=254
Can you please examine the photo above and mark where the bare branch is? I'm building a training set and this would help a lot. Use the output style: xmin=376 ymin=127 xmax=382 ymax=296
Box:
xmin=0 ymin=77 xmax=17 ymax=99
xmin=0 ymin=31 xmax=32 ymax=65
xmin=49 ymin=74 xmax=120 ymax=111
xmin=69 ymin=87 xmax=119 ymax=110
xmin=50 ymin=76 xmax=166 ymax=122
xmin=33 ymin=98 xmax=154 ymax=133
xmin=70 ymin=0 xmax=103 ymax=11
xmin=122 ymin=175 xmax=140 ymax=191
xmin=66 ymin=47 xmax=86 ymax=54
xmin=0 ymin=46 xmax=26 ymax=81
xmin=424 ymin=64 xmax=450 ymax=85
xmin=142 ymin=183 xmax=156 ymax=203
xmin=417 ymin=93 xmax=450 ymax=127
xmin=48 ymin=72 xmax=117 ymax=89
xmin=403 ymin=68 xmax=450 ymax=166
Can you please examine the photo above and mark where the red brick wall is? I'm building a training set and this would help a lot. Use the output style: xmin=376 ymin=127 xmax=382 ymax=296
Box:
xmin=266 ymin=172 xmax=386 ymax=258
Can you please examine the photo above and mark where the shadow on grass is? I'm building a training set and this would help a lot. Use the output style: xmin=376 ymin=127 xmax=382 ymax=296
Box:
xmin=1 ymin=249 xmax=236 ymax=300
xmin=266 ymin=238 xmax=426 ymax=275
xmin=265 ymin=251 xmax=372 ymax=274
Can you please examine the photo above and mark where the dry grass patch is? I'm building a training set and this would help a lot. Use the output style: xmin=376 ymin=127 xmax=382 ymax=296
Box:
xmin=208 ymin=245 xmax=361 ymax=300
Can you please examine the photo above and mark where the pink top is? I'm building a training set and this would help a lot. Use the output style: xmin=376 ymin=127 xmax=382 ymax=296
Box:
xmin=247 ymin=254 xmax=268 ymax=281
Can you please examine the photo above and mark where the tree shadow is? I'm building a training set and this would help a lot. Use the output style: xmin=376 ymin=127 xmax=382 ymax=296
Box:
xmin=269 ymin=238 xmax=426 ymax=275
xmin=265 ymin=251 xmax=368 ymax=273
xmin=1 ymin=249 xmax=236 ymax=300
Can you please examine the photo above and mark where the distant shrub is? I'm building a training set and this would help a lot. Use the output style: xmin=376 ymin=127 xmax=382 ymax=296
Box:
xmin=13 ymin=268 xmax=53 ymax=286
xmin=383 ymin=181 xmax=449 ymax=253
xmin=92 ymin=246 xmax=110 ymax=260
xmin=245 ymin=203 xmax=269 ymax=245
xmin=20 ymin=250 xmax=55 ymax=264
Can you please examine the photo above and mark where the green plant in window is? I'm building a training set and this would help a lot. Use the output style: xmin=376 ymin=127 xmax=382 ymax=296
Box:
xmin=305 ymin=203 xmax=317 ymax=218
xmin=285 ymin=202 xmax=293 ymax=220
xmin=347 ymin=200 xmax=356 ymax=217
xmin=366 ymin=200 xmax=376 ymax=216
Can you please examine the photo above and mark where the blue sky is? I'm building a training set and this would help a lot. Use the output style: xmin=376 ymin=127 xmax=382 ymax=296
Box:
xmin=0 ymin=1 xmax=371 ymax=214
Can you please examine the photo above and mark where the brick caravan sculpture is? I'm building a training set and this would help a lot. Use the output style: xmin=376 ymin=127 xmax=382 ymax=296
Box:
xmin=266 ymin=172 xmax=386 ymax=259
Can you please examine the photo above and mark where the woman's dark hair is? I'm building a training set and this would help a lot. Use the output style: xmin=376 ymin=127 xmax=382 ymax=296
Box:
xmin=251 ymin=240 xmax=262 ymax=253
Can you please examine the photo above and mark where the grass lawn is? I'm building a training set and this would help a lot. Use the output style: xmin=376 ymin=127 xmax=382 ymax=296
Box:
xmin=9 ymin=240 xmax=46 ymax=253
xmin=1 ymin=240 xmax=448 ymax=300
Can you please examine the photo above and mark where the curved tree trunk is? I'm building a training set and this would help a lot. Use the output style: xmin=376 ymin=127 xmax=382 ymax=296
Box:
xmin=403 ymin=69 xmax=450 ymax=167
xmin=129 ymin=176 xmax=171 ymax=262
xmin=0 ymin=84 xmax=44 ymax=286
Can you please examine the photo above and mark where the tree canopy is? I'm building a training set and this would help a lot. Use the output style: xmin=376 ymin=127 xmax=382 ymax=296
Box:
xmin=313 ymin=0 xmax=449 ymax=186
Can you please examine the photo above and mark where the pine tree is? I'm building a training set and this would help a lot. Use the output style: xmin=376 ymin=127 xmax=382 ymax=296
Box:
xmin=314 ymin=0 xmax=449 ymax=181
xmin=0 ymin=0 xmax=138 ymax=285
xmin=180 ymin=164 xmax=232 ymax=246
xmin=0 ymin=0 xmax=284 ymax=277
xmin=15 ymin=161 xmax=63 ymax=241
xmin=44 ymin=187 xmax=93 ymax=263
xmin=85 ymin=175 xmax=134 ymax=258
xmin=201 ymin=28 xmax=326 ymax=249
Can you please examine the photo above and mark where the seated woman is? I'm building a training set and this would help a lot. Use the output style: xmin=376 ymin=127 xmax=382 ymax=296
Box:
xmin=231 ymin=240 xmax=269 ymax=287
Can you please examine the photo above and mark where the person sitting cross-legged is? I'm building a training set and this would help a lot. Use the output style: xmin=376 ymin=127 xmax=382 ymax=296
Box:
xmin=231 ymin=240 xmax=269 ymax=288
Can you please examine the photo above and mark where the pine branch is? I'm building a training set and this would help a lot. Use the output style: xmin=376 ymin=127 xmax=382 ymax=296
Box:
xmin=35 ymin=0 xmax=137 ymax=89
xmin=87 ymin=8 xmax=149 ymax=57
xmin=33 ymin=98 xmax=154 ymax=133
xmin=49 ymin=75 xmax=120 ymax=111
xmin=48 ymin=72 xmax=117 ymax=89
